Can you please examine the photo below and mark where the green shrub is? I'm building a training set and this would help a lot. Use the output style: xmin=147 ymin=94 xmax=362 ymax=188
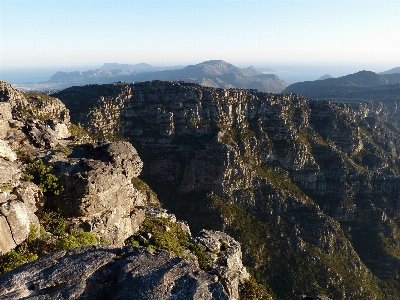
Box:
xmin=56 ymin=231 xmax=100 ymax=252
xmin=36 ymin=210 xmax=66 ymax=237
xmin=220 ymin=239 xmax=229 ymax=251
xmin=131 ymin=177 xmax=160 ymax=206
xmin=0 ymin=246 xmax=38 ymax=275
xmin=125 ymin=237 xmax=139 ymax=246
xmin=0 ymin=184 xmax=13 ymax=192
xmin=125 ymin=216 xmax=212 ymax=270
xmin=239 ymin=277 xmax=272 ymax=300
xmin=23 ymin=157 xmax=64 ymax=196
xmin=186 ymin=242 xmax=213 ymax=270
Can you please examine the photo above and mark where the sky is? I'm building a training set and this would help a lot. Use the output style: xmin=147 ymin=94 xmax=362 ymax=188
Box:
xmin=1 ymin=0 xmax=399 ymax=82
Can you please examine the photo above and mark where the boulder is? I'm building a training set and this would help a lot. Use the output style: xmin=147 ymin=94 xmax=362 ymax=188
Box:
xmin=0 ymin=200 xmax=39 ymax=245
xmin=25 ymin=121 xmax=70 ymax=149
xmin=0 ymin=103 xmax=12 ymax=139
xmin=47 ymin=142 xmax=146 ymax=246
xmin=0 ymin=215 xmax=17 ymax=254
xmin=194 ymin=230 xmax=250 ymax=300
xmin=14 ymin=181 xmax=44 ymax=212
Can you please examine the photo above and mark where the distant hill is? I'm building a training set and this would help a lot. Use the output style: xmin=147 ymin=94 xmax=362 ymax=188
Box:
xmin=380 ymin=67 xmax=400 ymax=74
xmin=100 ymin=63 xmax=184 ymax=72
xmin=283 ymin=70 xmax=400 ymax=102
xmin=28 ymin=60 xmax=287 ymax=93
xmin=318 ymin=74 xmax=332 ymax=80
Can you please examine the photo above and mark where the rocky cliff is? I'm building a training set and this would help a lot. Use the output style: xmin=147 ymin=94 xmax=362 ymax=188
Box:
xmin=0 ymin=81 xmax=254 ymax=300
xmin=53 ymin=80 xmax=400 ymax=299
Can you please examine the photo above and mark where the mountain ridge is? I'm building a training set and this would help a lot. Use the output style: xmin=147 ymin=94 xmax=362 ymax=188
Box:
xmin=13 ymin=60 xmax=288 ymax=94
xmin=283 ymin=70 xmax=400 ymax=101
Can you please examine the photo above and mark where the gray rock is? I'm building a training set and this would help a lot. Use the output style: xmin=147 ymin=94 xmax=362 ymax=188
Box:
xmin=130 ymin=206 xmax=146 ymax=233
xmin=0 ymin=215 xmax=17 ymax=254
xmin=194 ymin=230 xmax=249 ymax=300
xmin=26 ymin=121 xmax=68 ymax=149
xmin=47 ymin=142 xmax=145 ymax=246
xmin=0 ymin=246 xmax=230 ymax=300
xmin=0 ymin=140 xmax=17 ymax=162
xmin=0 ymin=158 xmax=21 ymax=187
xmin=14 ymin=181 xmax=44 ymax=212
xmin=0 ymin=103 xmax=12 ymax=139
xmin=0 ymin=200 xmax=39 ymax=245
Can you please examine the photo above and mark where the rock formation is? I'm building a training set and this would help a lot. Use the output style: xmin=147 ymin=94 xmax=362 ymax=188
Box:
xmin=47 ymin=141 xmax=146 ymax=246
xmin=0 ymin=80 xmax=252 ymax=300
xmin=0 ymin=227 xmax=250 ymax=300
xmin=0 ymin=81 xmax=70 ymax=254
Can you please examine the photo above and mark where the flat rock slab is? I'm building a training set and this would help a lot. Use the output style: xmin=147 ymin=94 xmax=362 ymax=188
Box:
xmin=0 ymin=246 xmax=229 ymax=300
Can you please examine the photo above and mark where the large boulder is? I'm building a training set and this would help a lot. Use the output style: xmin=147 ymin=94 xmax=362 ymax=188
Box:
xmin=0 ymin=199 xmax=39 ymax=254
xmin=47 ymin=141 xmax=146 ymax=245
xmin=0 ymin=246 xmax=230 ymax=300
xmin=194 ymin=230 xmax=250 ymax=299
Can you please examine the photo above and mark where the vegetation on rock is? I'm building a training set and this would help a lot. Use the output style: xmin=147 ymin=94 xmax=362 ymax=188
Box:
xmin=125 ymin=216 xmax=213 ymax=270
xmin=22 ymin=157 xmax=64 ymax=195
xmin=56 ymin=231 xmax=100 ymax=252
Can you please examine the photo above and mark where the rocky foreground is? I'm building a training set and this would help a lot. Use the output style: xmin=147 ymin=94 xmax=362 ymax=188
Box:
xmin=0 ymin=81 xmax=255 ymax=300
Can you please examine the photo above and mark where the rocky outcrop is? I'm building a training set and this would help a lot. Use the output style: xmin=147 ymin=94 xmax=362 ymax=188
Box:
xmin=194 ymin=230 xmax=249 ymax=299
xmin=0 ymin=246 xmax=228 ymax=300
xmin=0 ymin=81 xmax=71 ymax=155
xmin=0 ymin=81 xmax=73 ymax=254
xmin=0 ymin=227 xmax=251 ymax=300
xmin=0 ymin=140 xmax=41 ymax=254
xmin=47 ymin=141 xmax=146 ymax=246
xmin=0 ymin=80 xmax=256 ymax=300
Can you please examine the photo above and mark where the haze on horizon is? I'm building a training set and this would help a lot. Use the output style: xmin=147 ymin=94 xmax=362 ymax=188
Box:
xmin=1 ymin=0 xmax=399 ymax=83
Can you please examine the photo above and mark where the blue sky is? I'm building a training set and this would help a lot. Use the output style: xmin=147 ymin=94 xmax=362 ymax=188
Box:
xmin=0 ymin=0 xmax=399 ymax=71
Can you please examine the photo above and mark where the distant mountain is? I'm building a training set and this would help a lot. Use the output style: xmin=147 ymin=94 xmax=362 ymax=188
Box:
xmin=121 ymin=60 xmax=288 ymax=93
xmin=283 ymin=70 xmax=400 ymax=102
xmin=100 ymin=63 xmax=184 ymax=72
xmin=21 ymin=60 xmax=287 ymax=93
xmin=48 ymin=69 xmax=132 ymax=83
xmin=318 ymin=74 xmax=332 ymax=80
xmin=380 ymin=67 xmax=400 ymax=74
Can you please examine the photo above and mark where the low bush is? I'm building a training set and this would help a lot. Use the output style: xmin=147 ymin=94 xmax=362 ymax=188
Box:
xmin=125 ymin=216 xmax=212 ymax=270
xmin=56 ymin=231 xmax=100 ymax=252
xmin=22 ymin=157 xmax=64 ymax=196
xmin=36 ymin=210 xmax=66 ymax=237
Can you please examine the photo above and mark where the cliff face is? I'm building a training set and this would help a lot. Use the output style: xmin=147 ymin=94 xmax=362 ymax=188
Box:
xmin=54 ymin=80 xmax=400 ymax=299
xmin=0 ymin=81 xmax=254 ymax=300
